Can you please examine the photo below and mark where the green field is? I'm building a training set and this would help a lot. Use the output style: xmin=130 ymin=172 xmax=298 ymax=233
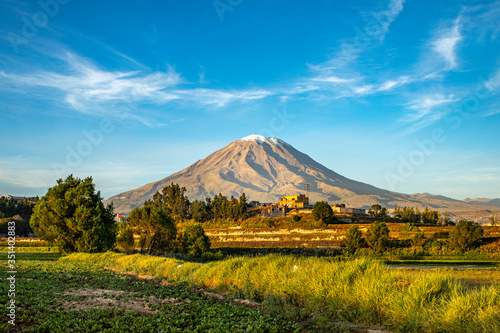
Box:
xmin=23 ymin=252 xmax=500 ymax=333
xmin=3 ymin=222 xmax=500 ymax=332
xmin=0 ymin=257 xmax=302 ymax=332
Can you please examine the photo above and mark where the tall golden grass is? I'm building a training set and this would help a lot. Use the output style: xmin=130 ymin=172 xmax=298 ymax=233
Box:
xmin=61 ymin=253 xmax=500 ymax=332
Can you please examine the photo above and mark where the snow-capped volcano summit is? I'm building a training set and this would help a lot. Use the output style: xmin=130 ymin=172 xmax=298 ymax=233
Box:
xmin=239 ymin=134 xmax=267 ymax=142
xmin=239 ymin=134 xmax=285 ymax=146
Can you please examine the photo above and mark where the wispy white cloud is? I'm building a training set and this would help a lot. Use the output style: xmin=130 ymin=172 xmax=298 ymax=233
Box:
xmin=431 ymin=17 xmax=462 ymax=69
xmin=173 ymin=88 xmax=273 ymax=108
xmin=400 ymin=94 xmax=458 ymax=132
xmin=312 ymin=0 xmax=405 ymax=73
xmin=293 ymin=0 xmax=406 ymax=98
xmin=378 ymin=76 xmax=411 ymax=92
xmin=0 ymin=52 xmax=273 ymax=125
xmin=310 ymin=75 xmax=354 ymax=84
xmin=485 ymin=68 xmax=500 ymax=91
xmin=460 ymin=1 xmax=500 ymax=41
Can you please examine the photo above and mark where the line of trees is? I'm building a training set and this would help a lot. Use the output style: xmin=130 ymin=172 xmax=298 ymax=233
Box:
xmin=0 ymin=196 xmax=38 ymax=236
xmin=191 ymin=193 xmax=248 ymax=222
xmin=29 ymin=176 xmax=215 ymax=256
xmin=342 ymin=219 xmax=484 ymax=254
xmin=343 ymin=221 xmax=390 ymax=254
xmin=394 ymin=205 xmax=452 ymax=225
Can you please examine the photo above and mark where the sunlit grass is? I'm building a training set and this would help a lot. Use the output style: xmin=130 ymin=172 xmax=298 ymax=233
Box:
xmin=62 ymin=253 xmax=500 ymax=332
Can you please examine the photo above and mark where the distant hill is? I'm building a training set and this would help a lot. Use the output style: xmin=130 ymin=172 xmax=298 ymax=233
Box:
xmin=462 ymin=198 xmax=500 ymax=208
xmin=106 ymin=135 xmax=500 ymax=220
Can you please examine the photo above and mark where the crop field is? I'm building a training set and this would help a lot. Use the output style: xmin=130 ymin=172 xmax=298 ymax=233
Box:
xmin=0 ymin=258 xmax=302 ymax=332
xmin=15 ymin=252 xmax=496 ymax=333
xmin=2 ymin=223 xmax=500 ymax=332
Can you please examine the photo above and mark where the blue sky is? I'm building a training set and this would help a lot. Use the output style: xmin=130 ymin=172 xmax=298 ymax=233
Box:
xmin=0 ymin=0 xmax=499 ymax=200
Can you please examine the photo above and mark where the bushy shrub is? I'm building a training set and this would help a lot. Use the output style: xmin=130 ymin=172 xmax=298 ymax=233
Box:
xmin=365 ymin=221 xmax=390 ymax=253
xmin=312 ymin=201 xmax=333 ymax=222
xmin=342 ymin=226 xmax=365 ymax=254
xmin=128 ymin=204 xmax=177 ymax=255
xmin=449 ymin=220 xmax=483 ymax=252
xmin=116 ymin=223 xmax=135 ymax=254
xmin=412 ymin=231 xmax=426 ymax=246
xmin=182 ymin=224 xmax=211 ymax=256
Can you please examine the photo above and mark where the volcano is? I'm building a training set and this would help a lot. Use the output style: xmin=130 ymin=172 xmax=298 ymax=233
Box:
xmin=106 ymin=134 xmax=500 ymax=218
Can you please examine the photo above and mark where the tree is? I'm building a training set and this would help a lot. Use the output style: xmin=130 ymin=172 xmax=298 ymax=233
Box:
xmin=369 ymin=204 xmax=388 ymax=221
xmin=152 ymin=183 xmax=190 ymax=222
xmin=490 ymin=215 xmax=499 ymax=226
xmin=238 ymin=193 xmax=248 ymax=219
xmin=368 ymin=204 xmax=382 ymax=217
xmin=29 ymin=175 xmax=116 ymax=253
xmin=207 ymin=193 xmax=247 ymax=221
xmin=342 ymin=226 xmax=365 ymax=254
xmin=312 ymin=201 xmax=333 ymax=222
xmin=422 ymin=206 xmax=439 ymax=224
xmin=394 ymin=205 xmax=421 ymax=223
xmin=438 ymin=212 xmax=452 ymax=226
xmin=116 ymin=222 xmax=135 ymax=254
xmin=128 ymin=204 xmax=177 ymax=255
xmin=191 ymin=200 xmax=209 ymax=222
xmin=365 ymin=221 xmax=390 ymax=253
xmin=182 ymin=224 xmax=211 ymax=256
xmin=449 ymin=220 xmax=484 ymax=252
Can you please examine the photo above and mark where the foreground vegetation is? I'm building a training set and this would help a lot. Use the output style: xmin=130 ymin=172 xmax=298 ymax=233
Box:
xmin=0 ymin=257 xmax=301 ymax=332
xmin=53 ymin=252 xmax=500 ymax=333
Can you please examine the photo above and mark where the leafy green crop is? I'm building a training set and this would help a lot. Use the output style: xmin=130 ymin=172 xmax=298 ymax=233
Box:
xmin=0 ymin=259 xmax=301 ymax=332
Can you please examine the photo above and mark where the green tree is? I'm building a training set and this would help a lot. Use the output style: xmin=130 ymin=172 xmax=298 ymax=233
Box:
xmin=368 ymin=204 xmax=382 ymax=217
xmin=394 ymin=205 xmax=421 ymax=223
xmin=422 ymin=206 xmax=439 ymax=224
xmin=29 ymin=175 xmax=116 ymax=253
xmin=191 ymin=200 xmax=208 ymax=222
xmin=365 ymin=221 xmax=390 ymax=253
xmin=182 ymin=224 xmax=211 ymax=256
xmin=152 ymin=183 xmax=190 ymax=222
xmin=490 ymin=215 xmax=499 ymax=226
xmin=238 ymin=193 xmax=248 ymax=219
xmin=207 ymin=193 xmax=248 ymax=221
xmin=342 ymin=226 xmax=365 ymax=254
xmin=312 ymin=201 xmax=333 ymax=222
xmin=116 ymin=222 xmax=135 ymax=254
xmin=369 ymin=204 xmax=388 ymax=220
xmin=438 ymin=212 xmax=452 ymax=226
xmin=128 ymin=204 xmax=177 ymax=255
xmin=449 ymin=220 xmax=484 ymax=252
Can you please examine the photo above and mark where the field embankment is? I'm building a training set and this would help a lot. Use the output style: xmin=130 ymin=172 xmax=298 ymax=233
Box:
xmin=61 ymin=252 xmax=500 ymax=333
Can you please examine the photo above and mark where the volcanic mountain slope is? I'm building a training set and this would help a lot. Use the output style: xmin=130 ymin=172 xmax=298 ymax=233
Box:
xmin=106 ymin=135 xmax=500 ymax=216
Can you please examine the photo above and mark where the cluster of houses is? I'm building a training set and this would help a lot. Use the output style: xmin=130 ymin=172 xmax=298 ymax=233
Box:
xmin=251 ymin=194 xmax=366 ymax=217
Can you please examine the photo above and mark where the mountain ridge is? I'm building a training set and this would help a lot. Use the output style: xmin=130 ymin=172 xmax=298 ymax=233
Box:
xmin=106 ymin=135 xmax=500 ymax=219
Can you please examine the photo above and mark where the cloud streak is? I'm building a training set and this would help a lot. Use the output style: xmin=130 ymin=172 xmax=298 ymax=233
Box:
xmin=0 ymin=52 xmax=274 ymax=125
